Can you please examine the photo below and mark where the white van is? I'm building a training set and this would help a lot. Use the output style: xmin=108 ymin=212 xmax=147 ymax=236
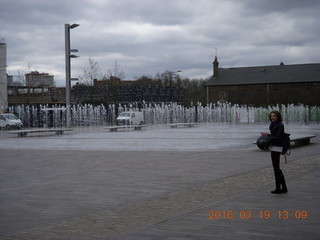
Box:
xmin=0 ymin=113 xmax=23 ymax=129
xmin=116 ymin=111 xmax=144 ymax=125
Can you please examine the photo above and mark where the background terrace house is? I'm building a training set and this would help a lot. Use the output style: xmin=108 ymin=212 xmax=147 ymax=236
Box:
xmin=205 ymin=58 xmax=320 ymax=106
xmin=8 ymin=71 xmax=63 ymax=105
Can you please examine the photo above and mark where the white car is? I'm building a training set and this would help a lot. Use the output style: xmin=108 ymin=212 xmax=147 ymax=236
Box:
xmin=0 ymin=113 xmax=23 ymax=129
xmin=116 ymin=111 xmax=144 ymax=125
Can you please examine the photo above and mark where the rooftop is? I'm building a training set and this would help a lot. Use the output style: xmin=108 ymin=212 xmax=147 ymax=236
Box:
xmin=206 ymin=63 xmax=320 ymax=86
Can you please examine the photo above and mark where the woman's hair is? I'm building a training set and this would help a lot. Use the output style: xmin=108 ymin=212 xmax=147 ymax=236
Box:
xmin=269 ymin=110 xmax=282 ymax=122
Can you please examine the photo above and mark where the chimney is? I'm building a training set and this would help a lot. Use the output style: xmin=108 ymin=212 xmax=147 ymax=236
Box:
xmin=213 ymin=56 xmax=219 ymax=77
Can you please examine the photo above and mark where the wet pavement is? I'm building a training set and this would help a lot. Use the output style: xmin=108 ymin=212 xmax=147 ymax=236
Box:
xmin=0 ymin=124 xmax=319 ymax=239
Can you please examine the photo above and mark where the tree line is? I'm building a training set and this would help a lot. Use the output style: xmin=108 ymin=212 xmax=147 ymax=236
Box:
xmin=8 ymin=58 xmax=209 ymax=106
xmin=80 ymin=58 xmax=209 ymax=106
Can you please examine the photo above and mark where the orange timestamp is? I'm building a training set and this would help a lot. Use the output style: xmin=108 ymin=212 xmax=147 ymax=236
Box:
xmin=208 ymin=210 xmax=308 ymax=220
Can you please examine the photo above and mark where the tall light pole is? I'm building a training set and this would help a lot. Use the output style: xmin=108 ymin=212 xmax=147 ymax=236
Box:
xmin=168 ymin=70 xmax=181 ymax=102
xmin=65 ymin=23 xmax=79 ymax=127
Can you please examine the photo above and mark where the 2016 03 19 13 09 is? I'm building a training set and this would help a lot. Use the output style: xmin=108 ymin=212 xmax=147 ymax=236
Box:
xmin=208 ymin=210 xmax=308 ymax=220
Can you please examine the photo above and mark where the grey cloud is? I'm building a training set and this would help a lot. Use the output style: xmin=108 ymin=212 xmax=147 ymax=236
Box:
xmin=242 ymin=0 xmax=320 ymax=13
xmin=1 ymin=0 xmax=319 ymax=85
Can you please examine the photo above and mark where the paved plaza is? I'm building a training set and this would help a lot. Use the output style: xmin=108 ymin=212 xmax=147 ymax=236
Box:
xmin=0 ymin=124 xmax=319 ymax=239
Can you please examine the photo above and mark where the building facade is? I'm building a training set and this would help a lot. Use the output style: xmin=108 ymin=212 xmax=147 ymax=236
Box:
xmin=25 ymin=71 xmax=54 ymax=87
xmin=0 ymin=38 xmax=7 ymax=110
xmin=206 ymin=58 xmax=320 ymax=106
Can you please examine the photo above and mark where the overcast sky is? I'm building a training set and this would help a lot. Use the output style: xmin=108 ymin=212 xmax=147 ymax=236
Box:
xmin=1 ymin=0 xmax=320 ymax=86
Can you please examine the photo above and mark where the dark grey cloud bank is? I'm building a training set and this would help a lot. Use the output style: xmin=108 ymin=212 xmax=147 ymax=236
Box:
xmin=1 ymin=0 xmax=320 ymax=86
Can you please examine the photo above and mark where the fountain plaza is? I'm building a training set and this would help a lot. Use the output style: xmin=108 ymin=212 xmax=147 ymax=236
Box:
xmin=0 ymin=103 xmax=319 ymax=239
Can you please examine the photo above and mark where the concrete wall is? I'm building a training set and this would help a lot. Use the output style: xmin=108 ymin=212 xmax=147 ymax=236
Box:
xmin=0 ymin=40 xmax=8 ymax=111
xmin=26 ymin=72 xmax=54 ymax=87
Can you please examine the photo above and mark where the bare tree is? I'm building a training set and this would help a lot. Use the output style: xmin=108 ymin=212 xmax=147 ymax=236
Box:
xmin=79 ymin=57 xmax=103 ymax=85
xmin=12 ymin=70 xmax=26 ymax=86
xmin=133 ymin=74 xmax=153 ymax=80
xmin=25 ymin=63 xmax=38 ymax=87
xmin=106 ymin=60 xmax=126 ymax=80
xmin=10 ymin=63 xmax=34 ymax=86
xmin=158 ymin=70 xmax=181 ymax=87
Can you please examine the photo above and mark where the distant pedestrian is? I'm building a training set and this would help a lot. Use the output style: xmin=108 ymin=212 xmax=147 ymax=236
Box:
xmin=261 ymin=110 xmax=288 ymax=194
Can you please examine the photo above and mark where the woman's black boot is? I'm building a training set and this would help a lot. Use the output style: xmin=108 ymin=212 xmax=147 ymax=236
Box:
xmin=271 ymin=189 xmax=282 ymax=194
xmin=271 ymin=170 xmax=282 ymax=194
xmin=279 ymin=170 xmax=288 ymax=193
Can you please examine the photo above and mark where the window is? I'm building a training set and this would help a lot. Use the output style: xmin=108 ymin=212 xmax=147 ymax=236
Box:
xmin=219 ymin=91 xmax=228 ymax=102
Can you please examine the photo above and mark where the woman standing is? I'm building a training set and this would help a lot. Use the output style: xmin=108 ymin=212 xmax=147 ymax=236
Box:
xmin=261 ymin=110 xmax=288 ymax=194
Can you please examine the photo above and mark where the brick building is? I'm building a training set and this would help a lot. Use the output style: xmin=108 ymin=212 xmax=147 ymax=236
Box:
xmin=206 ymin=57 xmax=320 ymax=106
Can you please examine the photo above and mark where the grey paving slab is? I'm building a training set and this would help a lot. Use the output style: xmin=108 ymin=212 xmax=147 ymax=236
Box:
xmin=115 ymin=168 xmax=320 ymax=240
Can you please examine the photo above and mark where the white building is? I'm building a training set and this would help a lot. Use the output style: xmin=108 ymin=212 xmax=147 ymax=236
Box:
xmin=25 ymin=71 xmax=54 ymax=87
xmin=0 ymin=38 xmax=7 ymax=111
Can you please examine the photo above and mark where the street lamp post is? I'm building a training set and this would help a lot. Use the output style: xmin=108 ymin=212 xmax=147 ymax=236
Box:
xmin=168 ymin=70 xmax=181 ymax=102
xmin=65 ymin=23 xmax=79 ymax=127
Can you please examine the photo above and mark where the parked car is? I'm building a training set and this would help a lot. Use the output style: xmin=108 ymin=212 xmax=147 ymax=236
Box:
xmin=0 ymin=113 xmax=23 ymax=129
xmin=116 ymin=111 xmax=144 ymax=125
